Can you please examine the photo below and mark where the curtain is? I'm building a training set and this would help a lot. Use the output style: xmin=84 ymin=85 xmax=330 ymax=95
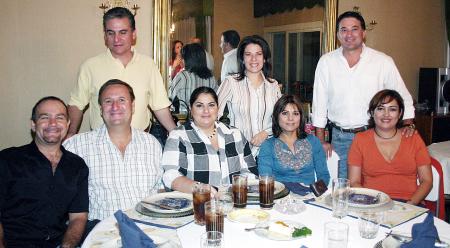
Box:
xmin=254 ymin=0 xmax=324 ymax=18
xmin=173 ymin=17 xmax=196 ymax=44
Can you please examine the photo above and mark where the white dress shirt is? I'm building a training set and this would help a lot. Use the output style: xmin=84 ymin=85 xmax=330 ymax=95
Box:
xmin=63 ymin=125 xmax=163 ymax=220
xmin=221 ymin=48 xmax=238 ymax=82
xmin=205 ymin=49 xmax=214 ymax=73
xmin=312 ymin=44 xmax=414 ymax=129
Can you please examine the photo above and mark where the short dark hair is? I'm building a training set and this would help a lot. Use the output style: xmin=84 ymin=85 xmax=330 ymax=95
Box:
xmin=182 ymin=43 xmax=213 ymax=79
xmin=103 ymin=7 xmax=135 ymax=31
xmin=336 ymin=11 xmax=366 ymax=31
xmin=222 ymin=30 xmax=240 ymax=48
xmin=98 ymin=79 xmax=135 ymax=105
xmin=272 ymin=95 xmax=307 ymax=139
xmin=236 ymin=35 xmax=274 ymax=82
xmin=367 ymin=89 xmax=405 ymax=128
xmin=31 ymin=96 xmax=68 ymax=122
xmin=189 ymin=86 xmax=218 ymax=107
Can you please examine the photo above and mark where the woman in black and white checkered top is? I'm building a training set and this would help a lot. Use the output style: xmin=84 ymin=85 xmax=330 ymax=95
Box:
xmin=161 ymin=87 xmax=258 ymax=193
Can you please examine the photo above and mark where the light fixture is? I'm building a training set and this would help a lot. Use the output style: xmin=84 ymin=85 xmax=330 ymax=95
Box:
xmin=99 ymin=0 xmax=140 ymax=16
xmin=353 ymin=6 xmax=377 ymax=31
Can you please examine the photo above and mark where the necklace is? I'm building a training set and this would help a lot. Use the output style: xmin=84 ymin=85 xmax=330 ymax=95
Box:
xmin=207 ymin=128 xmax=217 ymax=139
xmin=374 ymin=128 xmax=398 ymax=140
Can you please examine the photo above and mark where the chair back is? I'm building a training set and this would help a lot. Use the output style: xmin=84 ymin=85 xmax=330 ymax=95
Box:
xmin=424 ymin=157 xmax=446 ymax=220
xmin=326 ymin=151 xmax=339 ymax=187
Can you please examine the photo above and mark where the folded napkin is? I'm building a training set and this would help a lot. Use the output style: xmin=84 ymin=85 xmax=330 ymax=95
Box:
xmin=400 ymin=213 xmax=439 ymax=248
xmin=282 ymin=182 xmax=311 ymax=196
xmin=114 ymin=210 xmax=156 ymax=248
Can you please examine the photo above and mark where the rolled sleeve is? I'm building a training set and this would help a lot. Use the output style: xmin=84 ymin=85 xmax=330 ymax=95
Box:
xmin=312 ymin=58 xmax=329 ymax=128
xmin=148 ymin=61 xmax=171 ymax=111
xmin=69 ymin=63 xmax=92 ymax=110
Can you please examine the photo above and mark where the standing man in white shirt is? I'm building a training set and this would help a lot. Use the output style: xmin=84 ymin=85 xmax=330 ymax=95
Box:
xmin=219 ymin=30 xmax=240 ymax=83
xmin=312 ymin=11 xmax=415 ymax=179
xmin=64 ymin=79 xmax=163 ymax=220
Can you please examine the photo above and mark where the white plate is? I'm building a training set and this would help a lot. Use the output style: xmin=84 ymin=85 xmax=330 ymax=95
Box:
xmin=254 ymin=220 xmax=309 ymax=241
xmin=348 ymin=188 xmax=391 ymax=208
xmin=91 ymin=228 xmax=168 ymax=247
xmin=140 ymin=192 xmax=193 ymax=214
xmin=227 ymin=209 xmax=270 ymax=224
xmin=247 ymin=180 xmax=285 ymax=197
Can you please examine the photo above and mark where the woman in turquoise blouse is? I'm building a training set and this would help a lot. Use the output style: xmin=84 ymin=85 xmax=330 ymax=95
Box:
xmin=258 ymin=95 xmax=330 ymax=185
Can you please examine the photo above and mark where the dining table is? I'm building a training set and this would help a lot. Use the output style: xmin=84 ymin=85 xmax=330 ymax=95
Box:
xmin=428 ymin=140 xmax=450 ymax=194
xmin=82 ymin=192 xmax=450 ymax=248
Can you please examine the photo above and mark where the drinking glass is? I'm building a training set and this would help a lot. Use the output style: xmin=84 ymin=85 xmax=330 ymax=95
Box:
xmin=324 ymin=221 xmax=349 ymax=248
xmin=259 ymin=175 xmax=274 ymax=209
xmin=205 ymin=199 xmax=225 ymax=233
xmin=200 ymin=231 xmax=225 ymax=248
xmin=216 ymin=184 xmax=234 ymax=214
xmin=192 ymin=182 xmax=211 ymax=225
xmin=358 ymin=211 xmax=384 ymax=239
xmin=232 ymin=174 xmax=248 ymax=208
xmin=332 ymin=178 xmax=350 ymax=218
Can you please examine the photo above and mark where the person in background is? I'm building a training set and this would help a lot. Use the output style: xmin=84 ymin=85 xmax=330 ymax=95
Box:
xmin=170 ymin=40 xmax=184 ymax=79
xmin=219 ymin=30 xmax=240 ymax=83
xmin=218 ymin=35 xmax=281 ymax=157
xmin=348 ymin=90 xmax=432 ymax=205
xmin=190 ymin=37 xmax=214 ymax=73
xmin=0 ymin=97 xmax=88 ymax=247
xmin=169 ymin=43 xmax=217 ymax=113
xmin=162 ymin=87 xmax=257 ymax=193
xmin=64 ymin=80 xmax=163 ymax=220
xmin=312 ymin=11 xmax=415 ymax=179
xmin=67 ymin=7 xmax=175 ymax=139
xmin=258 ymin=95 xmax=330 ymax=185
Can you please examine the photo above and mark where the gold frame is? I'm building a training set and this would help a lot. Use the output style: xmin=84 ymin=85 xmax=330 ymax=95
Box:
xmin=153 ymin=0 xmax=338 ymax=86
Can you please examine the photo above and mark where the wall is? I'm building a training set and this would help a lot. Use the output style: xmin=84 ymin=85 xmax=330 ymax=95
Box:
xmin=212 ymin=0 xmax=264 ymax=78
xmin=339 ymin=0 xmax=447 ymax=100
xmin=0 ymin=0 xmax=153 ymax=149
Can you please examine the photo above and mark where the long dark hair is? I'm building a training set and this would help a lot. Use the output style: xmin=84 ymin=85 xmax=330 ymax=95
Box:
xmin=182 ymin=43 xmax=213 ymax=79
xmin=367 ymin=89 xmax=404 ymax=129
xmin=272 ymin=95 xmax=307 ymax=139
xmin=171 ymin=40 xmax=183 ymax=62
xmin=235 ymin=35 xmax=274 ymax=83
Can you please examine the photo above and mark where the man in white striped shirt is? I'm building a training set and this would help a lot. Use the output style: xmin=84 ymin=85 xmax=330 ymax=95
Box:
xmin=64 ymin=79 xmax=163 ymax=221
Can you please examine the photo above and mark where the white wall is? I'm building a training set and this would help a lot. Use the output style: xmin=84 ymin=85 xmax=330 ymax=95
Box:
xmin=0 ymin=0 xmax=153 ymax=149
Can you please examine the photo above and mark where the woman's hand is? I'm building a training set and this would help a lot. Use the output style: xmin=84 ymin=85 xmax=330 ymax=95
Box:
xmin=251 ymin=131 xmax=269 ymax=147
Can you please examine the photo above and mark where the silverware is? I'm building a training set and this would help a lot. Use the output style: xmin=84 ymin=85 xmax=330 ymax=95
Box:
xmin=245 ymin=226 xmax=269 ymax=232
xmin=141 ymin=200 xmax=179 ymax=210
xmin=386 ymin=232 xmax=449 ymax=247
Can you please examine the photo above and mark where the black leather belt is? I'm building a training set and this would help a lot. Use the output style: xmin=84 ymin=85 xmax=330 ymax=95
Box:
xmin=330 ymin=122 xmax=368 ymax=133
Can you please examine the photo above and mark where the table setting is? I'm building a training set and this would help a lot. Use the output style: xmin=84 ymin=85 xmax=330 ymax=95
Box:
xmin=82 ymin=176 xmax=450 ymax=248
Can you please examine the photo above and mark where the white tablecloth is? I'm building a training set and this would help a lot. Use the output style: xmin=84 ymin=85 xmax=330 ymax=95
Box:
xmin=428 ymin=140 xmax=450 ymax=194
xmin=82 ymin=202 xmax=450 ymax=248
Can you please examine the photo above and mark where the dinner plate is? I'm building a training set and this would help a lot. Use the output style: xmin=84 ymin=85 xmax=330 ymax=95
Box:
xmin=247 ymin=180 xmax=285 ymax=197
xmin=348 ymin=188 xmax=391 ymax=208
xmin=253 ymin=220 xmax=308 ymax=241
xmin=90 ymin=228 xmax=169 ymax=247
xmin=140 ymin=192 xmax=193 ymax=214
xmin=227 ymin=209 xmax=270 ymax=224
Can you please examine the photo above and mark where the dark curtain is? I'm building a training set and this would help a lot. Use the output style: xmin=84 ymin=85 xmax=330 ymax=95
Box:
xmin=254 ymin=0 xmax=324 ymax=18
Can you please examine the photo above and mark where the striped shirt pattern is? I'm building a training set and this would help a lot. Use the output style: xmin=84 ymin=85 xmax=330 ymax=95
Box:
xmin=169 ymin=70 xmax=218 ymax=111
xmin=162 ymin=121 xmax=257 ymax=188
xmin=217 ymin=74 xmax=281 ymax=155
xmin=63 ymin=125 xmax=163 ymax=220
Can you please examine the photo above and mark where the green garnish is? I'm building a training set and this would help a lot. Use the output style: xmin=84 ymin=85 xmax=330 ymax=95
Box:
xmin=292 ymin=227 xmax=312 ymax=237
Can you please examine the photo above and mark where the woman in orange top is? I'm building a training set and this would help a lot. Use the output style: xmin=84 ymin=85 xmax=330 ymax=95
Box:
xmin=348 ymin=89 xmax=432 ymax=205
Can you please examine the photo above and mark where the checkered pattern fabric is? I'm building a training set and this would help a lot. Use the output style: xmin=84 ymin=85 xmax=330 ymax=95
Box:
xmin=162 ymin=121 xmax=257 ymax=188
xmin=63 ymin=125 xmax=163 ymax=220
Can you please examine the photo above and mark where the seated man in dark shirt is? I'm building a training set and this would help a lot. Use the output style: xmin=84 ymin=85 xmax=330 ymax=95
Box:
xmin=0 ymin=96 xmax=89 ymax=248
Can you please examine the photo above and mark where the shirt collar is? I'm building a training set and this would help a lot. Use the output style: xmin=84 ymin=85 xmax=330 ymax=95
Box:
xmin=223 ymin=48 xmax=237 ymax=58
xmin=106 ymin=47 xmax=138 ymax=63
xmin=338 ymin=43 xmax=367 ymax=58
